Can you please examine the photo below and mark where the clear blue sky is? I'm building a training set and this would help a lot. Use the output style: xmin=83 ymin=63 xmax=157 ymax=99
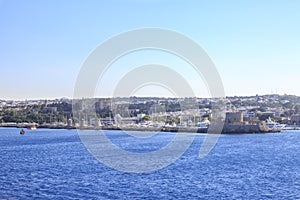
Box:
xmin=0 ymin=0 xmax=299 ymax=100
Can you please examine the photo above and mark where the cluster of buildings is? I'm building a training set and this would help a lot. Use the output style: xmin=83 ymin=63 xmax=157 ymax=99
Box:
xmin=1 ymin=95 xmax=300 ymax=130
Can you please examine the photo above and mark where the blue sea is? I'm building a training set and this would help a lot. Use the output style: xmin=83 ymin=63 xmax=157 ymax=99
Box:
xmin=0 ymin=128 xmax=300 ymax=199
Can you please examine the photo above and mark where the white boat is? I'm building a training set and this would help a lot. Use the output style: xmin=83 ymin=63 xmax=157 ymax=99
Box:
xmin=27 ymin=125 xmax=37 ymax=130
xmin=265 ymin=117 xmax=285 ymax=131
xmin=197 ymin=120 xmax=210 ymax=129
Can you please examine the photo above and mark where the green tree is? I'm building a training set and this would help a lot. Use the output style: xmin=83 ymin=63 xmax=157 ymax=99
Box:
xmin=142 ymin=115 xmax=151 ymax=121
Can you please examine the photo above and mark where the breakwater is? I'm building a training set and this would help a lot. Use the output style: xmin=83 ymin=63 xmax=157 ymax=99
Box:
xmin=0 ymin=122 xmax=280 ymax=133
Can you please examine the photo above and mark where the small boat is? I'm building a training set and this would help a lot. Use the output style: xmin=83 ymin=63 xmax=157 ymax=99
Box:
xmin=197 ymin=119 xmax=210 ymax=129
xmin=266 ymin=117 xmax=285 ymax=132
xmin=27 ymin=125 xmax=37 ymax=130
xmin=20 ymin=129 xmax=25 ymax=135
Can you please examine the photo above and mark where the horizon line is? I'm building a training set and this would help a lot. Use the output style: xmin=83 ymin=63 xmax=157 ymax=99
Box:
xmin=1 ymin=93 xmax=299 ymax=101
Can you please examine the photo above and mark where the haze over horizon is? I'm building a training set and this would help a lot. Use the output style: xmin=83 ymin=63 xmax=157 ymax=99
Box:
xmin=1 ymin=0 xmax=299 ymax=100
xmin=1 ymin=93 xmax=299 ymax=102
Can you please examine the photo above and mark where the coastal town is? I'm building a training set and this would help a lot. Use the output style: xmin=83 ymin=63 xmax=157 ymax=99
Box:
xmin=1 ymin=94 xmax=300 ymax=133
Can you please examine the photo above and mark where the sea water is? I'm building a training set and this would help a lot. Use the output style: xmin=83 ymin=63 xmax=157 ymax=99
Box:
xmin=0 ymin=128 xmax=300 ymax=199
